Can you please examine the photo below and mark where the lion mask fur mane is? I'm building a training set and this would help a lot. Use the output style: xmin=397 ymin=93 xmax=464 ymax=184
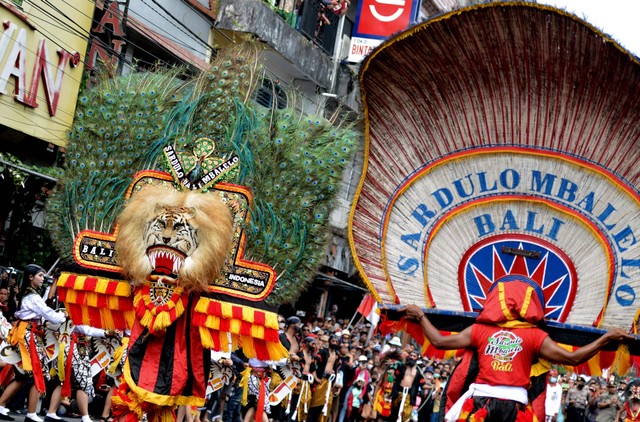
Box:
xmin=115 ymin=184 xmax=233 ymax=291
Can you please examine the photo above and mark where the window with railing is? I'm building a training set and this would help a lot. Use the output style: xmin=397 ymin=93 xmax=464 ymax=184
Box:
xmin=255 ymin=77 xmax=288 ymax=110
xmin=265 ymin=0 xmax=350 ymax=55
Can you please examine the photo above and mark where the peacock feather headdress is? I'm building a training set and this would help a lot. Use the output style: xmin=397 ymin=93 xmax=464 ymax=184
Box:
xmin=46 ymin=42 xmax=359 ymax=306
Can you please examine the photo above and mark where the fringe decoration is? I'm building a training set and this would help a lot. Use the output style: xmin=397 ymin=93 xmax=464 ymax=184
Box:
xmin=457 ymin=397 xmax=475 ymax=421
xmin=240 ymin=367 xmax=251 ymax=406
xmin=610 ymin=343 xmax=631 ymax=376
xmin=194 ymin=298 xmax=288 ymax=360
xmin=378 ymin=314 xmax=464 ymax=359
xmin=133 ymin=285 xmax=187 ymax=334
xmin=469 ymin=405 xmax=488 ymax=422
xmin=57 ymin=272 xmax=134 ymax=330
xmin=112 ymin=382 xmax=145 ymax=422
xmin=107 ymin=337 xmax=129 ymax=376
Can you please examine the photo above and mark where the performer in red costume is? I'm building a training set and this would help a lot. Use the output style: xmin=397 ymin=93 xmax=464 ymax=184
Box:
xmin=618 ymin=383 xmax=640 ymax=422
xmin=402 ymin=276 xmax=634 ymax=422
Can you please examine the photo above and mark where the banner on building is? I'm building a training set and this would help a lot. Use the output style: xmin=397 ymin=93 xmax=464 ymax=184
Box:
xmin=348 ymin=0 xmax=418 ymax=62
xmin=0 ymin=1 xmax=93 ymax=146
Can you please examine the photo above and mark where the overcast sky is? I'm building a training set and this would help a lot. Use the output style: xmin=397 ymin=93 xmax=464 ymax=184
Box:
xmin=541 ymin=0 xmax=640 ymax=55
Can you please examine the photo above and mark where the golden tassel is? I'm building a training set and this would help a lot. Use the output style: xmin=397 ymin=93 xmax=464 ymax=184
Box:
xmin=153 ymin=311 xmax=171 ymax=331
xmin=57 ymin=342 xmax=66 ymax=381
xmin=199 ymin=328 xmax=214 ymax=349
xmin=195 ymin=297 xmax=211 ymax=313
xmin=610 ymin=344 xmax=631 ymax=376
xmin=140 ymin=311 xmax=153 ymax=328
xmin=239 ymin=367 xmax=251 ymax=406
xmin=175 ymin=299 xmax=185 ymax=316
xmin=107 ymin=337 xmax=129 ymax=376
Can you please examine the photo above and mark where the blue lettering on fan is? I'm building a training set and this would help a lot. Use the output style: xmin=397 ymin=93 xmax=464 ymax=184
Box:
xmin=395 ymin=167 xmax=640 ymax=308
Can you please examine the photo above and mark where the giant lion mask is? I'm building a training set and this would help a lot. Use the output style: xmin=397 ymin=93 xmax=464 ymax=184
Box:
xmin=115 ymin=184 xmax=233 ymax=291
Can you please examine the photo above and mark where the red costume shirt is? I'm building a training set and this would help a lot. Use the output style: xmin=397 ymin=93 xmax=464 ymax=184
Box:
xmin=470 ymin=323 xmax=548 ymax=388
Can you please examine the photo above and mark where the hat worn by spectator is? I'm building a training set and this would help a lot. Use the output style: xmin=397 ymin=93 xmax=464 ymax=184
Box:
xmin=608 ymin=382 xmax=617 ymax=388
xmin=286 ymin=316 xmax=301 ymax=325
xmin=341 ymin=329 xmax=351 ymax=337
xmin=373 ymin=345 xmax=382 ymax=352
xmin=388 ymin=336 xmax=402 ymax=347
xmin=358 ymin=355 xmax=368 ymax=362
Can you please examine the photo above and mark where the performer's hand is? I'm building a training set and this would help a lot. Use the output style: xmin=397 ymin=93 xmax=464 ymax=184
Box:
xmin=604 ymin=328 xmax=635 ymax=342
xmin=402 ymin=304 xmax=424 ymax=321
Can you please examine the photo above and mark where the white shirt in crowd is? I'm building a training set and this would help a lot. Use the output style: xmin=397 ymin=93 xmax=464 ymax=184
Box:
xmin=545 ymin=382 xmax=564 ymax=417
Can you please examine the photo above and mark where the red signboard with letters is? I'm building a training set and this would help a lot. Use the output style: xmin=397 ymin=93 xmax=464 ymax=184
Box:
xmin=353 ymin=0 xmax=418 ymax=39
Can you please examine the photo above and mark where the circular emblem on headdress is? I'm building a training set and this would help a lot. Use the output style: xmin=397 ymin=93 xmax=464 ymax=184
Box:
xmin=459 ymin=235 xmax=577 ymax=322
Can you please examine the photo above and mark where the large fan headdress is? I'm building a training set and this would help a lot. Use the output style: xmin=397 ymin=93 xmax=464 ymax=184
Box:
xmin=350 ymin=3 xmax=640 ymax=339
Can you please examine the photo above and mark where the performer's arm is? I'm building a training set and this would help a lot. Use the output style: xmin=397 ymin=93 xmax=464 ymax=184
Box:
xmin=75 ymin=324 xmax=106 ymax=337
xmin=24 ymin=294 xmax=66 ymax=324
xmin=539 ymin=328 xmax=634 ymax=365
xmin=402 ymin=304 xmax=472 ymax=350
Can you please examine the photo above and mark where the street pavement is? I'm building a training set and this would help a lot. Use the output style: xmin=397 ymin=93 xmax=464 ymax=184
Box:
xmin=3 ymin=413 xmax=86 ymax=422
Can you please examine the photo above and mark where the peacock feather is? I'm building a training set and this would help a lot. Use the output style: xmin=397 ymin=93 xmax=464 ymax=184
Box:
xmin=45 ymin=43 xmax=359 ymax=306
xmin=45 ymin=67 xmax=186 ymax=263
xmin=237 ymin=108 xmax=358 ymax=305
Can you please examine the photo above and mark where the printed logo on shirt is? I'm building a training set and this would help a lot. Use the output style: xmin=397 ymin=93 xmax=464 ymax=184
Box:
xmin=484 ymin=330 xmax=523 ymax=372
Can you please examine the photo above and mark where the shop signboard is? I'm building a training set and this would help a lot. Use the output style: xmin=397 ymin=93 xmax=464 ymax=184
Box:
xmin=0 ymin=1 xmax=93 ymax=146
xmin=348 ymin=0 xmax=418 ymax=62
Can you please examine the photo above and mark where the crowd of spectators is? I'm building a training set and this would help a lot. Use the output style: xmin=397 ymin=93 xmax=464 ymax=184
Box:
xmin=192 ymin=314 xmax=461 ymax=422
xmin=0 ymin=266 xmax=637 ymax=422
xmin=545 ymin=372 xmax=639 ymax=422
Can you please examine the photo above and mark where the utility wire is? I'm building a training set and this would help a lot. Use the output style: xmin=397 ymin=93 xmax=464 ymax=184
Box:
xmin=177 ymin=0 xmax=235 ymax=44
xmin=27 ymin=0 xmax=155 ymax=69
xmin=45 ymin=0 xmax=191 ymax=69
xmin=145 ymin=0 xmax=215 ymax=53
xmin=0 ymin=103 xmax=74 ymax=145
xmin=53 ymin=0 xmax=187 ymax=67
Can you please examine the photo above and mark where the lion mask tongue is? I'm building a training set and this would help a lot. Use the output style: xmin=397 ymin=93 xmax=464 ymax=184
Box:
xmin=147 ymin=246 xmax=186 ymax=277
